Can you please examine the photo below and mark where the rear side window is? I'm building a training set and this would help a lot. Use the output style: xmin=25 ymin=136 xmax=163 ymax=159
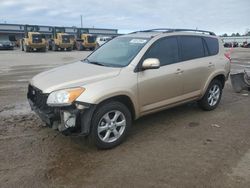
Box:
xmin=179 ymin=36 xmax=204 ymax=61
xmin=144 ymin=37 xmax=179 ymax=66
xmin=203 ymin=37 xmax=219 ymax=56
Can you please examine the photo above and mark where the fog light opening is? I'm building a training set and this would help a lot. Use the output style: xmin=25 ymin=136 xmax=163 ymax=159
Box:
xmin=63 ymin=111 xmax=76 ymax=128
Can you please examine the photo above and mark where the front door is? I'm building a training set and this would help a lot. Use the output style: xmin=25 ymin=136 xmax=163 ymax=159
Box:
xmin=138 ymin=37 xmax=183 ymax=114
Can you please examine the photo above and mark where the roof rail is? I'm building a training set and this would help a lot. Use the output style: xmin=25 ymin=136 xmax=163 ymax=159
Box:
xmin=131 ymin=28 xmax=216 ymax=36
xmin=164 ymin=29 xmax=216 ymax=36
xmin=130 ymin=28 xmax=172 ymax=34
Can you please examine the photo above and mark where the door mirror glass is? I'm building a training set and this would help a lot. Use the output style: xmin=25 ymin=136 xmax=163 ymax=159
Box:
xmin=142 ymin=58 xmax=160 ymax=70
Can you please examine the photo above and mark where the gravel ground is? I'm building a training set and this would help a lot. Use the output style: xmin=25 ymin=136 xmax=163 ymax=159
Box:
xmin=0 ymin=48 xmax=250 ymax=188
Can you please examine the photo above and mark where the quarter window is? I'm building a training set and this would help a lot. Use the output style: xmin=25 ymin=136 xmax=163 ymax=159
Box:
xmin=203 ymin=37 xmax=219 ymax=56
xmin=144 ymin=37 xmax=179 ymax=66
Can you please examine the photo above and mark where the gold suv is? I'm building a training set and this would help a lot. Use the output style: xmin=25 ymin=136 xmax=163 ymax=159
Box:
xmin=28 ymin=29 xmax=231 ymax=149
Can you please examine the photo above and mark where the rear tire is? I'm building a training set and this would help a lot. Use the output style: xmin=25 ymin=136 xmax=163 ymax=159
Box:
xmin=96 ymin=43 xmax=100 ymax=49
xmin=52 ymin=43 xmax=58 ymax=51
xmin=20 ymin=40 xmax=24 ymax=51
xmin=89 ymin=101 xmax=131 ymax=149
xmin=198 ymin=79 xmax=223 ymax=111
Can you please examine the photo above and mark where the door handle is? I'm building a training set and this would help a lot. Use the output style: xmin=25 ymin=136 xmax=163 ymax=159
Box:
xmin=175 ymin=68 xmax=184 ymax=74
xmin=208 ymin=62 xmax=215 ymax=68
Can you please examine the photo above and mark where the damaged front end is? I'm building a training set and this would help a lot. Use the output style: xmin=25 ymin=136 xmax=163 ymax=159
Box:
xmin=27 ymin=85 xmax=95 ymax=135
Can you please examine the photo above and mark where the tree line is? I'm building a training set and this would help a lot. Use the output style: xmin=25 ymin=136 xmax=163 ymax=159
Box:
xmin=221 ymin=30 xmax=250 ymax=37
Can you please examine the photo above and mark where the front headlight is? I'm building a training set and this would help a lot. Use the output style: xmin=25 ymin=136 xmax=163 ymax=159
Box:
xmin=0 ymin=44 xmax=3 ymax=47
xmin=47 ymin=87 xmax=85 ymax=106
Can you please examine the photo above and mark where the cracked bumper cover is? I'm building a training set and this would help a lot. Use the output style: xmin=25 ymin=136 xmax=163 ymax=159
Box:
xmin=27 ymin=85 xmax=96 ymax=135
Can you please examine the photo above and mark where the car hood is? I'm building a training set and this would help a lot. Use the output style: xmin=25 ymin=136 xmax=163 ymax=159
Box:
xmin=30 ymin=61 xmax=121 ymax=93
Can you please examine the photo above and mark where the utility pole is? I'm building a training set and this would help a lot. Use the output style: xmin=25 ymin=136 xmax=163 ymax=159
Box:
xmin=80 ymin=15 xmax=83 ymax=28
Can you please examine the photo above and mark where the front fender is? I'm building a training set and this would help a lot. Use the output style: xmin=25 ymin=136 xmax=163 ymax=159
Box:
xmin=76 ymin=86 xmax=139 ymax=118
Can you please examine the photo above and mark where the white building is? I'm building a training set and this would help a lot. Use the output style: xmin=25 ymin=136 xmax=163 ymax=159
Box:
xmin=220 ymin=36 xmax=250 ymax=45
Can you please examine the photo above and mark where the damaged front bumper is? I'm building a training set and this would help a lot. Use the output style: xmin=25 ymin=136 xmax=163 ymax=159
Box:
xmin=27 ymin=85 xmax=96 ymax=135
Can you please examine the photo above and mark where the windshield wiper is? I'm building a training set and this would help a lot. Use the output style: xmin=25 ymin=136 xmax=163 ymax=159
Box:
xmin=82 ymin=58 xmax=89 ymax=63
xmin=90 ymin=61 xmax=105 ymax=66
xmin=84 ymin=59 xmax=105 ymax=66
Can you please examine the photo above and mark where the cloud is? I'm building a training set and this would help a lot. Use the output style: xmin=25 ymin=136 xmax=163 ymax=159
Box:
xmin=0 ymin=0 xmax=249 ymax=34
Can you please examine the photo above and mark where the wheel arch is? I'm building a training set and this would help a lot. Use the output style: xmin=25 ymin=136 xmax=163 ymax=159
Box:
xmin=79 ymin=94 xmax=137 ymax=136
xmin=201 ymin=72 xmax=226 ymax=98
xmin=96 ymin=95 xmax=136 ymax=120
xmin=213 ymin=74 xmax=226 ymax=88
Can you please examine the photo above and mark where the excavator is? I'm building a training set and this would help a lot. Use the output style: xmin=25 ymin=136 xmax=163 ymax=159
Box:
xmin=48 ymin=27 xmax=74 ymax=51
xmin=75 ymin=28 xmax=96 ymax=51
xmin=20 ymin=25 xmax=47 ymax=52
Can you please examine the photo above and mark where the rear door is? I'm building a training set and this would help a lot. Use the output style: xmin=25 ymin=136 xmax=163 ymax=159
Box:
xmin=178 ymin=36 xmax=214 ymax=96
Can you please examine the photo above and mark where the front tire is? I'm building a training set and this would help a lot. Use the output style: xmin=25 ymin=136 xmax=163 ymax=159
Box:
xmin=89 ymin=101 xmax=131 ymax=149
xmin=24 ymin=44 xmax=30 ymax=52
xmin=67 ymin=47 xmax=72 ymax=51
xmin=40 ymin=47 xmax=46 ymax=52
xmin=198 ymin=79 xmax=223 ymax=111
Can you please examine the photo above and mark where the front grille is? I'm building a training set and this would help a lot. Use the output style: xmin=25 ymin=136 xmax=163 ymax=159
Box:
xmin=32 ymin=38 xmax=42 ymax=43
xmin=27 ymin=85 xmax=61 ymax=125
xmin=27 ymin=85 xmax=51 ymax=113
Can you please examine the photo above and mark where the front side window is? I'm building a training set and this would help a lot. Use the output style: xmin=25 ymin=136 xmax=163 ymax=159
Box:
xmin=143 ymin=37 xmax=179 ymax=66
xmin=179 ymin=36 xmax=205 ymax=61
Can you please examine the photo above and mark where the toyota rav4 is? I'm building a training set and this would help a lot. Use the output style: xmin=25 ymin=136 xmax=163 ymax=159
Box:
xmin=28 ymin=29 xmax=231 ymax=149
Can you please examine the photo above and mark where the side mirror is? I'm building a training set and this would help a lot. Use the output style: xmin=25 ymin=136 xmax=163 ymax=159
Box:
xmin=142 ymin=58 xmax=160 ymax=70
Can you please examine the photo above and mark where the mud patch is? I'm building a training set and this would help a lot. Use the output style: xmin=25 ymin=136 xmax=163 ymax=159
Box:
xmin=188 ymin=122 xmax=200 ymax=127
xmin=230 ymin=149 xmax=250 ymax=182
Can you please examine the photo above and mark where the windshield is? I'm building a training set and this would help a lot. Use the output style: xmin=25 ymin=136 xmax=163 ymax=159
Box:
xmin=32 ymin=34 xmax=42 ymax=39
xmin=62 ymin=35 xmax=70 ymax=43
xmin=32 ymin=34 xmax=42 ymax=43
xmin=85 ymin=37 xmax=149 ymax=67
xmin=87 ymin=36 xmax=96 ymax=43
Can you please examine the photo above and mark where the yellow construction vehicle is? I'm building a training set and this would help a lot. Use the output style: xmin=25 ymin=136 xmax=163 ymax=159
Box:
xmin=75 ymin=28 xmax=96 ymax=51
xmin=20 ymin=25 xmax=47 ymax=52
xmin=48 ymin=27 xmax=74 ymax=51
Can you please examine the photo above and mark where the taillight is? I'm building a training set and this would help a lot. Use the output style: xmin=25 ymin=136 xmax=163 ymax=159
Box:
xmin=224 ymin=48 xmax=233 ymax=63
xmin=224 ymin=53 xmax=231 ymax=62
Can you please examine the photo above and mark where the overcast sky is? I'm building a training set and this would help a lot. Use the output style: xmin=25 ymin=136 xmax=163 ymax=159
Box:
xmin=0 ymin=0 xmax=249 ymax=35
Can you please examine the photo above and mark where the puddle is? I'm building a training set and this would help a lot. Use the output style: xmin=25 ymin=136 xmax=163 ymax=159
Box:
xmin=188 ymin=122 xmax=200 ymax=127
xmin=0 ymin=102 xmax=31 ymax=118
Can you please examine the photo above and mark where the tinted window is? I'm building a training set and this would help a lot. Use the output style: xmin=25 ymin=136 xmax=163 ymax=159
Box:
xmin=180 ymin=36 xmax=204 ymax=61
xmin=204 ymin=37 xmax=219 ymax=55
xmin=144 ymin=37 xmax=179 ymax=66
xmin=203 ymin=39 xmax=209 ymax=56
